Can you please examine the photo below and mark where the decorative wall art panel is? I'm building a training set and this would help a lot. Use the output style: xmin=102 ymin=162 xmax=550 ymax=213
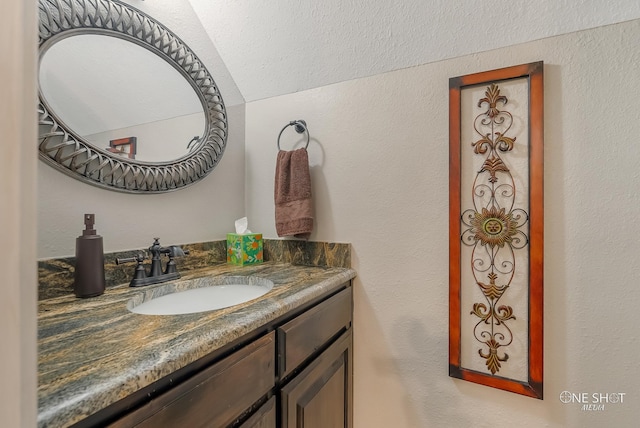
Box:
xmin=449 ymin=62 xmax=543 ymax=398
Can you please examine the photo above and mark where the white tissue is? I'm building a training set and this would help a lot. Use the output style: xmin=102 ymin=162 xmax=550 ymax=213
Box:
xmin=235 ymin=217 xmax=252 ymax=234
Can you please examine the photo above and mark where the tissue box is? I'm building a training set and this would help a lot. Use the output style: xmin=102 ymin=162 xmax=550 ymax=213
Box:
xmin=227 ymin=233 xmax=263 ymax=265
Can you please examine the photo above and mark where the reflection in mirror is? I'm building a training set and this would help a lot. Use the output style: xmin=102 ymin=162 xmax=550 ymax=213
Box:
xmin=39 ymin=35 xmax=205 ymax=163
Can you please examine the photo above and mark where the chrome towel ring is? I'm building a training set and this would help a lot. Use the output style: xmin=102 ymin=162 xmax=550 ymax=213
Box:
xmin=277 ymin=120 xmax=309 ymax=151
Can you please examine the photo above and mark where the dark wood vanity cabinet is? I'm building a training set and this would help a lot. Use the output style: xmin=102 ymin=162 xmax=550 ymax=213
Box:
xmin=106 ymin=283 xmax=352 ymax=428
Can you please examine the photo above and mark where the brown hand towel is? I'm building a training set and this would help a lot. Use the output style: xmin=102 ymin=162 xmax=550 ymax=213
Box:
xmin=274 ymin=148 xmax=313 ymax=239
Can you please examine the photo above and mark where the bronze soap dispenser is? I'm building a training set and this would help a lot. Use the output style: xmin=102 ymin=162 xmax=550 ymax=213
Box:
xmin=74 ymin=214 xmax=106 ymax=298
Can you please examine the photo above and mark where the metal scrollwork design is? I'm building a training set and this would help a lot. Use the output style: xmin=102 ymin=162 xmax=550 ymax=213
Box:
xmin=37 ymin=0 xmax=227 ymax=193
xmin=461 ymin=83 xmax=529 ymax=375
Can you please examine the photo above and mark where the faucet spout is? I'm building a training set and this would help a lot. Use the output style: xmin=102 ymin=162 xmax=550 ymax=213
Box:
xmin=148 ymin=238 xmax=166 ymax=277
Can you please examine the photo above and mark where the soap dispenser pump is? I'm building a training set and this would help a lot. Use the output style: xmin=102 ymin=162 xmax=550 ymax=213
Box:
xmin=74 ymin=213 xmax=106 ymax=298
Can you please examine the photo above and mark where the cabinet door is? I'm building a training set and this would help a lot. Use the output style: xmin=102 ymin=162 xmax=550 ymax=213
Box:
xmin=280 ymin=330 xmax=352 ymax=428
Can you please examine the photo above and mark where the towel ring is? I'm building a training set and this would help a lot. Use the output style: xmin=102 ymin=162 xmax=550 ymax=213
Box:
xmin=277 ymin=120 xmax=309 ymax=151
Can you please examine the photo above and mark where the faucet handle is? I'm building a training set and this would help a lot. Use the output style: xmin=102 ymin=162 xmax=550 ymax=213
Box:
xmin=116 ymin=253 xmax=146 ymax=265
xmin=167 ymin=246 xmax=190 ymax=258
xmin=164 ymin=246 xmax=189 ymax=275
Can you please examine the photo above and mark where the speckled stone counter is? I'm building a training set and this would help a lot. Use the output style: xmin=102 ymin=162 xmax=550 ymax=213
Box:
xmin=38 ymin=262 xmax=356 ymax=428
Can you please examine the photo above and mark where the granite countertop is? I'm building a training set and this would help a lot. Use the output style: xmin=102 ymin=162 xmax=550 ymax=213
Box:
xmin=38 ymin=262 xmax=356 ymax=428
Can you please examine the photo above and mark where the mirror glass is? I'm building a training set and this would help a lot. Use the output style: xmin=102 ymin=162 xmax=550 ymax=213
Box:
xmin=39 ymin=35 xmax=206 ymax=163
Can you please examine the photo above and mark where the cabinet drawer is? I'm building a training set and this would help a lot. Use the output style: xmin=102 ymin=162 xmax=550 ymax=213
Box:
xmin=110 ymin=331 xmax=275 ymax=428
xmin=277 ymin=286 xmax=352 ymax=378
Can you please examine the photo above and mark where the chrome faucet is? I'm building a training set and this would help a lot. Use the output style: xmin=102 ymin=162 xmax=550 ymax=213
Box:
xmin=117 ymin=238 xmax=189 ymax=287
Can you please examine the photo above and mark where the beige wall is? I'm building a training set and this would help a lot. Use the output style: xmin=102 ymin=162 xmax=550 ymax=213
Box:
xmin=37 ymin=104 xmax=246 ymax=258
xmin=245 ymin=20 xmax=640 ymax=427
xmin=1 ymin=0 xmax=37 ymax=426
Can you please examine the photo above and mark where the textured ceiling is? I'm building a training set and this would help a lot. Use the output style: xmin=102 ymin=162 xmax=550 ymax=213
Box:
xmin=188 ymin=0 xmax=640 ymax=102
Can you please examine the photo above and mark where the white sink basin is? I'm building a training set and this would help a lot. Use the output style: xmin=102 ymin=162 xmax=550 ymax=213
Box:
xmin=128 ymin=275 xmax=274 ymax=315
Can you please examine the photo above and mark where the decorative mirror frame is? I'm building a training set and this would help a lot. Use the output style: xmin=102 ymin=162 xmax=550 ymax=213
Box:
xmin=37 ymin=0 xmax=227 ymax=193
xmin=449 ymin=62 xmax=544 ymax=398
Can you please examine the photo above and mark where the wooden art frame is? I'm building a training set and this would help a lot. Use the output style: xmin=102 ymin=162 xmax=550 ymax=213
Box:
xmin=108 ymin=137 xmax=137 ymax=160
xmin=449 ymin=62 xmax=543 ymax=398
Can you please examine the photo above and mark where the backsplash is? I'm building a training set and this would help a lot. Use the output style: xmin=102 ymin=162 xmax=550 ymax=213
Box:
xmin=264 ymin=239 xmax=351 ymax=268
xmin=38 ymin=239 xmax=350 ymax=300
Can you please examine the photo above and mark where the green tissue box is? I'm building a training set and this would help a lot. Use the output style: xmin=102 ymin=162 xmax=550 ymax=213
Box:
xmin=227 ymin=233 xmax=263 ymax=265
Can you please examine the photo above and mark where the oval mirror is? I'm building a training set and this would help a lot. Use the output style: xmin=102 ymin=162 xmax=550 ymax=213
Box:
xmin=37 ymin=0 xmax=227 ymax=192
